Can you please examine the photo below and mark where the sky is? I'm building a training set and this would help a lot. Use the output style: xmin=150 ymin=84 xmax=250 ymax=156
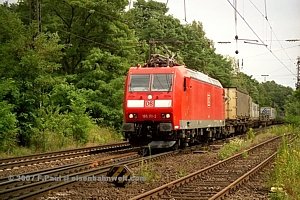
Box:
xmin=153 ymin=0 xmax=300 ymax=89
xmin=1 ymin=0 xmax=299 ymax=88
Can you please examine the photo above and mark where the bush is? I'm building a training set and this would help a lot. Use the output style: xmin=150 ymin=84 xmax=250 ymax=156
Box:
xmin=0 ymin=101 xmax=18 ymax=152
xmin=246 ymin=128 xmax=255 ymax=141
xmin=285 ymin=115 xmax=300 ymax=127
xmin=87 ymin=126 xmax=123 ymax=145
xmin=218 ymin=138 xmax=245 ymax=160
xmin=269 ymin=135 xmax=300 ymax=199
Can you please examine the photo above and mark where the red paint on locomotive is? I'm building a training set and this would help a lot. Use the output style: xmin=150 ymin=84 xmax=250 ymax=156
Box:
xmin=123 ymin=64 xmax=225 ymax=147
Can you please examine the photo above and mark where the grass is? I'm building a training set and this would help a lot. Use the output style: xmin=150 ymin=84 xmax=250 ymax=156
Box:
xmin=0 ymin=126 xmax=123 ymax=158
xmin=268 ymin=126 xmax=300 ymax=200
xmin=0 ymin=146 xmax=34 ymax=158
xmin=86 ymin=126 xmax=123 ymax=146
xmin=136 ymin=146 xmax=161 ymax=183
xmin=137 ymin=161 xmax=160 ymax=183
xmin=217 ymin=126 xmax=288 ymax=160
xmin=218 ymin=138 xmax=246 ymax=160
xmin=217 ymin=125 xmax=300 ymax=199
xmin=177 ymin=168 xmax=188 ymax=178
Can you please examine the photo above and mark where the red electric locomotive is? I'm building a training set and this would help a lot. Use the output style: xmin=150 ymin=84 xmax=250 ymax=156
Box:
xmin=122 ymin=55 xmax=225 ymax=149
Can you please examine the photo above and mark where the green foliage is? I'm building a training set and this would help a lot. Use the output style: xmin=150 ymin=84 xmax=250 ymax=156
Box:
xmin=40 ymin=0 xmax=137 ymax=73
xmin=269 ymin=132 xmax=300 ymax=200
xmin=285 ymin=90 xmax=300 ymax=126
xmin=87 ymin=126 xmax=123 ymax=145
xmin=0 ymin=101 xmax=18 ymax=152
xmin=259 ymin=81 xmax=293 ymax=113
xmin=126 ymin=1 xmax=234 ymax=86
xmin=48 ymin=84 xmax=94 ymax=142
xmin=77 ymin=48 xmax=128 ymax=128
xmin=137 ymin=162 xmax=159 ymax=183
xmin=231 ymin=73 xmax=260 ymax=101
xmin=241 ymin=151 xmax=248 ymax=159
xmin=0 ymin=3 xmax=129 ymax=151
xmin=270 ymin=125 xmax=295 ymax=136
xmin=246 ymin=128 xmax=255 ymax=141
xmin=218 ymin=138 xmax=245 ymax=160
xmin=177 ymin=168 xmax=188 ymax=178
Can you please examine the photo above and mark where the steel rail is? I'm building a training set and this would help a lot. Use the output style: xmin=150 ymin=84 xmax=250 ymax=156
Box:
xmin=130 ymin=135 xmax=286 ymax=200
xmin=0 ymin=142 xmax=130 ymax=170
xmin=0 ymin=152 xmax=139 ymax=190
xmin=0 ymin=149 xmax=184 ymax=200
xmin=209 ymin=152 xmax=277 ymax=200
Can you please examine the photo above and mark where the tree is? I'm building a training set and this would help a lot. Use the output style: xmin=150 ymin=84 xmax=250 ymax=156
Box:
xmin=0 ymin=5 xmax=65 ymax=145
xmin=126 ymin=0 xmax=233 ymax=86
xmin=285 ymin=89 xmax=300 ymax=125
xmin=77 ymin=48 xmax=128 ymax=128
xmin=35 ymin=0 xmax=138 ymax=73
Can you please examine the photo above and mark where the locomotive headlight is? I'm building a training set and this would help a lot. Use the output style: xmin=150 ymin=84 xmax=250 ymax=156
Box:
xmin=161 ymin=113 xmax=171 ymax=119
xmin=148 ymin=94 xmax=153 ymax=100
xmin=129 ymin=114 xmax=138 ymax=119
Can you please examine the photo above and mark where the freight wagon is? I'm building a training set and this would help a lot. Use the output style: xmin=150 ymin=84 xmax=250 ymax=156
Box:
xmin=250 ymin=100 xmax=260 ymax=127
xmin=224 ymin=87 xmax=250 ymax=133
xmin=260 ymin=107 xmax=277 ymax=125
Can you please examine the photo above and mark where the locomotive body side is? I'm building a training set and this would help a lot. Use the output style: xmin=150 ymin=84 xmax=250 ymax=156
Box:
xmin=179 ymin=69 xmax=225 ymax=130
xmin=123 ymin=65 xmax=226 ymax=147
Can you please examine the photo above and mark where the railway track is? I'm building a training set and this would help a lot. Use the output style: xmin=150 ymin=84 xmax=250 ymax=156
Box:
xmin=130 ymin=134 xmax=292 ymax=200
xmin=0 ymin=144 xmax=200 ymax=200
xmin=0 ymin=131 xmax=283 ymax=200
xmin=0 ymin=151 xmax=140 ymax=200
xmin=0 ymin=142 xmax=131 ymax=171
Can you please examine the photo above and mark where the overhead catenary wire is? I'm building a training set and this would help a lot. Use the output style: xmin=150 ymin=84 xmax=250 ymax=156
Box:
xmin=244 ymin=44 xmax=300 ymax=59
xmin=17 ymin=11 xmax=229 ymax=49
xmin=128 ymin=0 xmax=132 ymax=9
xmin=183 ymin=0 xmax=187 ymax=22
xmin=233 ymin=0 xmax=239 ymax=54
xmin=248 ymin=0 xmax=294 ymax=66
xmin=264 ymin=0 xmax=268 ymax=20
xmin=226 ymin=0 xmax=296 ymax=76
xmin=16 ymin=12 xmax=144 ymax=51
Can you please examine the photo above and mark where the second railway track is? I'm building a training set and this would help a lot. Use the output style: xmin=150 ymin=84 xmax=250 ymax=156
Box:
xmin=0 ymin=142 xmax=131 ymax=171
xmin=130 ymin=134 xmax=293 ymax=200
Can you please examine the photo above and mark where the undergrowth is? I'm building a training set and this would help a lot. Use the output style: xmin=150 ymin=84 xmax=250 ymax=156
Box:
xmin=217 ymin=125 xmax=288 ymax=160
xmin=269 ymin=127 xmax=300 ymax=200
xmin=0 ymin=126 xmax=123 ymax=158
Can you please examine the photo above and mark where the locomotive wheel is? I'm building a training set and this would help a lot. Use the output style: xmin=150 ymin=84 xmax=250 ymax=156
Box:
xmin=172 ymin=139 xmax=181 ymax=150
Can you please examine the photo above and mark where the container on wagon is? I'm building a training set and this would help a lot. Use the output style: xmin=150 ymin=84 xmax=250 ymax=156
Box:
xmin=224 ymin=87 xmax=251 ymax=120
xmin=260 ymin=107 xmax=276 ymax=120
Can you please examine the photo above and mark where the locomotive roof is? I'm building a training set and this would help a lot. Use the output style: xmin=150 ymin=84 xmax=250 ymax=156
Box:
xmin=186 ymin=68 xmax=223 ymax=88
xmin=128 ymin=65 xmax=223 ymax=88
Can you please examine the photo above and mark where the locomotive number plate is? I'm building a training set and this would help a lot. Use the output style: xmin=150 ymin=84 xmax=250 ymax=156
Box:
xmin=145 ymin=100 xmax=154 ymax=107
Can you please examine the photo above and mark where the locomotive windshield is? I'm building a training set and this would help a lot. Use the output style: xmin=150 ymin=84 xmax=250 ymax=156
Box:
xmin=129 ymin=74 xmax=173 ymax=92
xmin=152 ymin=74 xmax=173 ymax=91
xmin=129 ymin=74 xmax=150 ymax=91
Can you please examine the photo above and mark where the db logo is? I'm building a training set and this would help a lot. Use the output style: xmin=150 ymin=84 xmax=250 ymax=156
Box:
xmin=145 ymin=100 xmax=154 ymax=107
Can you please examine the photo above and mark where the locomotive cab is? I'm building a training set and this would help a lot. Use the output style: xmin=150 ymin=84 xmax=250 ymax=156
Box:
xmin=123 ymin=67 xmax=177 ymax=147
